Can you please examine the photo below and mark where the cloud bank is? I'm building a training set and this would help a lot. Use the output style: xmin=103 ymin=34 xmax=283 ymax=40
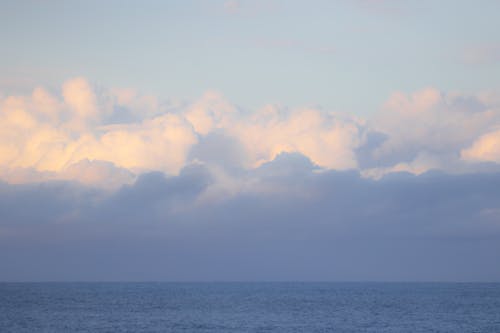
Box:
xmin=2 ymin=78 xmax=500 ymax=281
xmin=1 ymin=159 xmax=500 ymax=281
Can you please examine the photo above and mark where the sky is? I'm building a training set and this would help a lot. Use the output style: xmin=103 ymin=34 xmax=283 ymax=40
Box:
xmin=1 ymin=0 xmax=500 ymax=281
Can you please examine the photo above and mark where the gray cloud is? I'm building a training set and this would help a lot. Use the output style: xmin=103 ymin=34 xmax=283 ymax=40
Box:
xmin=188 ymin=131 xmax=248 ymax=172
xmin=1 ymin=153 xmax=500 ymax=282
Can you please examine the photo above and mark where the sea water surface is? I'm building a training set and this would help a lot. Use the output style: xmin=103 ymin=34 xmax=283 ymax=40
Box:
xmin=1 ymin=282 xmax=499 ymax=332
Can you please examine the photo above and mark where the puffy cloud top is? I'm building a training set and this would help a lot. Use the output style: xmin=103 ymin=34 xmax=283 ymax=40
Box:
xmin=1 ymin=77 xmax=500 ymax=188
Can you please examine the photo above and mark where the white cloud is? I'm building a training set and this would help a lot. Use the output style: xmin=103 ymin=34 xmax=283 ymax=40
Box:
xmin=363 ymin=88 xmax=500 ymax=175
xmin=461 ymin=129 xmax=500 ymax=163
xmin=185 ymin=90 xmax=236 ymax=135
xmin=2 ymin=77 xmax=500 ymax=187
xmin=231 ymin=106 xmax=360 ymax=169
xmin=0 ymin=78 xmax=199 ymax=183
xmin=60 ymin=159 xmax=135 ymax=188
xmin=62 ymin=77 xmax=99 ymax=131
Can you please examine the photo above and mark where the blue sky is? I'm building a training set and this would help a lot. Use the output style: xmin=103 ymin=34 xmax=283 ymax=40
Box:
xmin=2 ymin=0 xmax=500 ymax=114
xmin=2 ymin=1 xmax=500 ymax=281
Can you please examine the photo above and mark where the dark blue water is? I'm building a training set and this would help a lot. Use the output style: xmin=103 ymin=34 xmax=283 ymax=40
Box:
xmin=1 ymin=282 xmax=499 ymax=332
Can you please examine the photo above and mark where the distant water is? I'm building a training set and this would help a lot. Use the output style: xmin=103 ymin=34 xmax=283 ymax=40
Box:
xmin=1 ymin=282 xmax=500 ymax=332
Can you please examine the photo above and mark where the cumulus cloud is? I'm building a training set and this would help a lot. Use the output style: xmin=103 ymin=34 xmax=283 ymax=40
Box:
xmin=2 ymin=77 xmax=500 ymax=188
xmin=360 ymin=88 xmax=500 ymax=176
xmin=0 ymin=78 xmax=198 ymax=183
xmin=0 ymin=79 xmax=362 ymax=186
xmin=231 ymin=106 xmax=360 ymax=169
xmin=461 ymin=129 xmax=500 ymax=163
xmin=185 ymin=91 xmax=236 ymax=135
xmin=62 ymin=77 xmax=97 ymax=118
xmin=62 ymin=77 xmax=99 ymax=131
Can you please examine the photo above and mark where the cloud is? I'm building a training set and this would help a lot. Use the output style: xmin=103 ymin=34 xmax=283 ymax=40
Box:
xmin=231 ymin=105 xmax=360 ymax=169
xmin=0 ymin=79 xmax=198 ymax=181
xmin=88 ymin=113 xmax=198 ymax=174
xmin=60 ymin=159 xmax=135 ymax=188
xmin=185 ymin=90 xmax=236 ymax=135
xmin=0 ymin=79 xmax=362 ymax=185
xmin=461 ymin=129 xmax=500 ymax=163
xmin=31 ymin=87 xmax=61 ymax=121
xmin=1 ymin=157 xmax=500 ymax=281
xmin=2 ymin=77 xmax=500 ymax=188
xmin=62 ymin=77 xmax=99 ymax=131
xmin=188 ymin=131 xmax=248 ymax=171
xmin=1 ymin=92 xmax=500 ymax=283
xmin=361 ymin=88 xmax=500 ymax=175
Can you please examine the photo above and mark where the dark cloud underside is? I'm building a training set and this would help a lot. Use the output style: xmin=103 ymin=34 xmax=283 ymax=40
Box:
xmin=1 ymin=154 xmax=500 ymax=281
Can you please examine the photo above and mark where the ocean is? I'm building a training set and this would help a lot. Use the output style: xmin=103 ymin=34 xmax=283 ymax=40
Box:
xmin=1 ymin=282 xmax=499 ymax=332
